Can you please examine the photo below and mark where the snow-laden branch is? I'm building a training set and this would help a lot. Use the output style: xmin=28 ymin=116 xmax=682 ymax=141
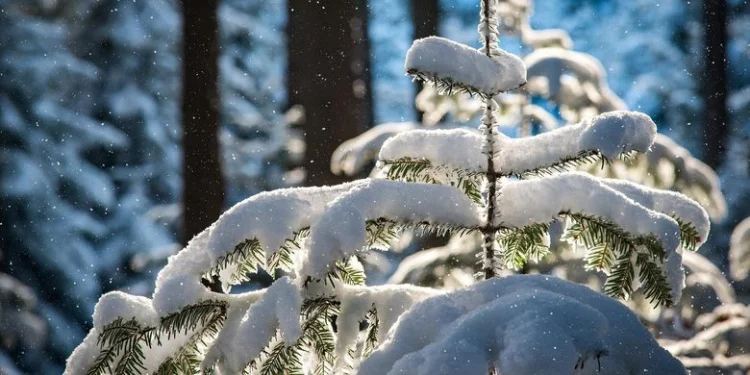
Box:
xmin=303 ymin=179 xmax=483 ymax=278
xmin=359 ymin=275 xmax=685 ymax=375
xmin=405 ymin=36 xmax=526 ymax=97
xmin=495 ymin=172 xmax=685 ymax=301
xmin=379 ymin=110 xmax=656 ymax=177
xmin=599 ymin=178 xmax=710 ymax=248
xmin=153 ymin=181 xmax=364 ymax=315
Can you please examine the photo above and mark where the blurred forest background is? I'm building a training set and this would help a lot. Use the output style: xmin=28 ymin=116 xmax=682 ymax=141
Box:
xmin=1 ymin=0 xmax=749 ymax=373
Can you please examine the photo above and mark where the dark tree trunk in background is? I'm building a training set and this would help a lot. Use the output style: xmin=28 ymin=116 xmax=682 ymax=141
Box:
xmin=288 ymin=1 xmax=373 ymax=186
xmin=411 ymin=0 xmax=440 ymax=121
xmin=701 ymin=0 xmax=729 ymax=169
xmin=181 ymin=0 xmax=225 ymax=245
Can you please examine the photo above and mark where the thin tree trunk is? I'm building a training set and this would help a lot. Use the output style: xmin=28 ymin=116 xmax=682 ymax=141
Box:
xmin=288 ymin=0 xmax=372 ymax=186
xmin=701 ymin=0 xmax=729 ymax=169
xmin=181 ymin=0 xmax=225 ymax=245
xmin=411 ymin=0 xmax=440 ymax=121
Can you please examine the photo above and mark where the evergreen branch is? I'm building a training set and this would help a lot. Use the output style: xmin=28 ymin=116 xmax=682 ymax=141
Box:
xmin=87 ymin=318 xmax=156 ymax=375
xmin=563 ymin=212 xmax=673 ymax=306
xmin=259 ymin=341 xmax=305 ymax=375
xmin=379 ymin=158 xmax=484 ymax=203
xmin=515 ymin=150 xmax=606 ymax=178
xmin=365 ymin=220 xmax=401 ymax=250
xmin=363 ymin=307 xmax=380 ymax=358
xmin=635 ymin=253 xmax=674 ymax=306
xmin=154 ymin=301 xmax=227 ymax=375
xmin=159 ymin=300 xmax=228 ymax=340
xmin=204 ymin=229 xmax=310 ymax=288
xmin=407 ymin=69 xmax=496 ymax=99
xmin=496 ymin=223 xmax=550 ymax=270
xmin=330 ymin=259 xmax=367 ymax=286
xmin=603 ymin=249 xmax=635 ymax=300
xmin=674 ymin=217 xmax=700 ymax=252
xmin=268 ymin=228 xmax=310 ymax=272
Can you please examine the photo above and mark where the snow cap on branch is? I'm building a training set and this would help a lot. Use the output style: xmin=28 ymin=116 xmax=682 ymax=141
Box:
xmin=600 ymin=178 xmax=710 ymax=246
xmin=303 ymin=179 xmax=483 ymax=278
xmin=378 ymin=110 xmax=656 ymax=176
xmin=152 ymin=182 xmax=364 ymax=315
xmin=496 ymin=172 xmax=685 ymax=301
xmin=405 ymin=36 xmax=526 ymax=96
xmin=359 ymin=275 xmax=685 ymax=375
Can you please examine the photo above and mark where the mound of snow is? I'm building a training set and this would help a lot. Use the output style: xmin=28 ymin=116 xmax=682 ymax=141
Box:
xmin=359 ymin=275 xmax=685 ymax=375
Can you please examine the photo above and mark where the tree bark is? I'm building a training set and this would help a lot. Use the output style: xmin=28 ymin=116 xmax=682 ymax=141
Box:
xmin=411 ymin=0 xmax=440 ymax=121
xmin=181 ymin=0 xmax=225 ymax=245
xmin=701 ymin=0 xmax=729 ymax=169
xmin=287 ymin=1 xmax=373 ymax=186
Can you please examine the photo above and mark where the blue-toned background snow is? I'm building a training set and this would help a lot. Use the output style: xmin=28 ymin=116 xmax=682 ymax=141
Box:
xmin=0 ymin=0 xmax=749 ymax=373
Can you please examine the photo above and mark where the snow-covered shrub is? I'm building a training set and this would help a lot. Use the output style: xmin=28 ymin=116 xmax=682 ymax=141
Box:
xmin=65 ymin=1 xmax=709 ymax=374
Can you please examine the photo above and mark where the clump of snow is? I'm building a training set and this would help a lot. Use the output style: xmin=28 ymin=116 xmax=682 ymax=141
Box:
xmin=524 ymin=48 xmax=625 ymax=112
xmin=359 ymin=275 xmax=685 ymax=375
xmin=405 ymin=36 xmax=527 ymax=95
xmin=303 ymin=180 xmax=483 ymax=278
xmin=379 ymin=128 xmax=484 ymax=170
xmin=499 ymin=110 xmax=656 ymax=174
xmin=93 ymin=291 xmax=159 ymax=329
xmin=211 ymin=277 xmax=302 ymax=374
xmin=334 ymin=283 xmax=439 ymax=370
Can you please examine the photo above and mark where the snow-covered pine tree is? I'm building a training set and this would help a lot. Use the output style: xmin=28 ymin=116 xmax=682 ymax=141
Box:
xmin=66 ymin=0 xmax=709 ymax=373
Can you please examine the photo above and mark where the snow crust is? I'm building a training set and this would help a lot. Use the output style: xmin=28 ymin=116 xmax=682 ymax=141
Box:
xmin=359 ymin=275 xmax=685 ymax=375
xmin=405 ymin=36 xmax=526 ymax=95
xmin=496 ymin=172 xmax=685 ymax=300
xmin=304 ymin=179 xmax=483 ymax=277
xmin=379 ymin=110 xmax=656 ymax=175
